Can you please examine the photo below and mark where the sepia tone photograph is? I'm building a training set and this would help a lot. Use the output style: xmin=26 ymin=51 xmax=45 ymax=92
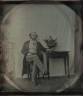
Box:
xmin=0 ymin=0 xmax=83 ymax=95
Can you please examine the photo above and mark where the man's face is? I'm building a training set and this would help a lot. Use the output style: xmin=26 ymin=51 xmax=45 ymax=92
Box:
xmin=30 ymin=33 xmax=37 ymax=40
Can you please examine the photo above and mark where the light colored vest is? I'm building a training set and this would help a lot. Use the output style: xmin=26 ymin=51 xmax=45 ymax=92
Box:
xmin=29 ymin=40 xmax=37 ymax=53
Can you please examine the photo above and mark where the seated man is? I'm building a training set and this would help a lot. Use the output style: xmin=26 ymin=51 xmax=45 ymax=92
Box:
xmin=21 ymin=32 xmax=48 ymax=86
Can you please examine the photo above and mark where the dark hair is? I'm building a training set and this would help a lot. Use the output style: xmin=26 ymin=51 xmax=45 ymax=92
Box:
xmin=29 ymin=32 xmax=38 ymax=38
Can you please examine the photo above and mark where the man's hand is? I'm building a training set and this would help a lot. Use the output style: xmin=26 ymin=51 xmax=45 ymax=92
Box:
xmin=46 ymin=48 xmax=52 ymax=52
xmin=27 ymin=53 xmax=36 ymax=55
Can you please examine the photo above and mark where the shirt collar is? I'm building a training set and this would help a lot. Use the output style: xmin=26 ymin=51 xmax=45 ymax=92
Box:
xmin=30 ymin=39 xmax=37 ymax=43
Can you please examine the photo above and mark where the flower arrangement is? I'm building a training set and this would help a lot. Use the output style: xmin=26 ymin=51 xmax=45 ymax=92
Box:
xmin=44 ymin=36 xmax=57 ymax=49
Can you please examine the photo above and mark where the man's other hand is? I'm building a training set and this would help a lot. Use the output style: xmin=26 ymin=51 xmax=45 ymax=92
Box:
xmin=46 ymin=48 xmax=52 ymax=52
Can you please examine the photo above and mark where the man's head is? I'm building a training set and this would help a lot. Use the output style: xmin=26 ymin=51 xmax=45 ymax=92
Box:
xmin=29 ymin=32 xmax=38 ymax=40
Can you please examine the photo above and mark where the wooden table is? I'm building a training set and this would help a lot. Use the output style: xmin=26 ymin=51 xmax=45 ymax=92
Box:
xmin=45 ymin=51 xmax=69 ymax=79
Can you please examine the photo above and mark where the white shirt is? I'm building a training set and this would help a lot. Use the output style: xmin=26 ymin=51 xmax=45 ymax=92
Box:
xmin=28 ymin=40 xmax=37 ymax=54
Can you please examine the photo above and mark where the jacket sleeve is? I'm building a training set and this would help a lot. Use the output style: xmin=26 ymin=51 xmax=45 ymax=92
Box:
xmin=21 ymin=42 xmax=28 ymax=55
xmin=39 ymin=42 xmax=46 ymax=52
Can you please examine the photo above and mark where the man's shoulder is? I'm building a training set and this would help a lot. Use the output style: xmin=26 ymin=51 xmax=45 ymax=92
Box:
xmin=37 ymin=42 xmax=43 ymax=46
xmin=37 ymin=42 xmax=41 ymax=45
xmin=24 ymin=40 xmax=30 ymax=44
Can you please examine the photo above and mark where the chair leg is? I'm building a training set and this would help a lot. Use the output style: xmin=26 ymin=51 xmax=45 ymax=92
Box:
xmin=37 ymin=70 xmax=39 ymax=77
xmin=42 ymin=74 xmax=44 ymax=80
xmin=28 ymin=74 xmax=29 ymax=78
xmin=30 ymin=72 xmax=31 ymax=79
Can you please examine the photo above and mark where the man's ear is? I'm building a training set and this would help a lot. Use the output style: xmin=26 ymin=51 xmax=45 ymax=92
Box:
xmin=29 ymin=33 xmax=31 ymax=37
xmin=36 ymin=35 xmax=38 ymax=37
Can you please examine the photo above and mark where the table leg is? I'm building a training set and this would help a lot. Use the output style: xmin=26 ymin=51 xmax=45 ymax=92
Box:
xmin=47 ymin=56 xmax=50 ymax=79
xmin=67 ymin=53 xmax=69 ymax=78
xmin=64 ymin=56 xmax=66 ymax=75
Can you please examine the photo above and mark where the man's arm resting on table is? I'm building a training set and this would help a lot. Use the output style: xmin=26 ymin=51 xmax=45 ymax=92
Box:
xmin=39 ymin=42 xmax=52 ymax=52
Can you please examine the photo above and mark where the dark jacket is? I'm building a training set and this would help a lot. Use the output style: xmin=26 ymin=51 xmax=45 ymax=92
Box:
xmin=21 ymin=40 xmax=46 ymax=76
